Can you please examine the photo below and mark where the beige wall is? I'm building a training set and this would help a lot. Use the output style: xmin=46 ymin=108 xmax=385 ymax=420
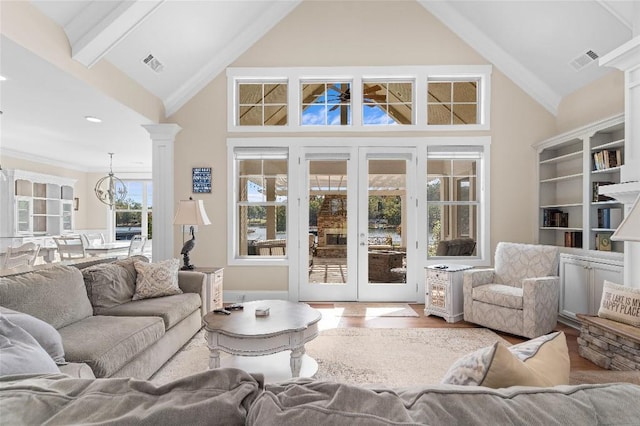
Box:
xmin=556 ymin=71 xmax=624 ymax=133
xmin=170 ymin=0 xmax=557 ymax=292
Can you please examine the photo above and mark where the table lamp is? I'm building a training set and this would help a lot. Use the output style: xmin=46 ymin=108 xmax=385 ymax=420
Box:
xmin=611 ymin=195 xmax=640 ymax=242
xmin=173 ymin=197 xmax=211 ymax=270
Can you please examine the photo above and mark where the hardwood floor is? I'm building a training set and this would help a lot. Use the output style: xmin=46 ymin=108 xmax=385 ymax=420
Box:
xmin=308 ymin=303 xmax=603 ymax=372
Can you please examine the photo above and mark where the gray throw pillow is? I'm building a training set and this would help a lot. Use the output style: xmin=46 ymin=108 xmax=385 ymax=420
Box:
xmin=0 ymin=307 xmax=65 ymax=364
xmin=0 ymin=315 xmax=60 ymax=375
xmin=82 ymin=263 xmax=134 ymax=309
xmin=114 ymin=255 xmax=150 ymax=291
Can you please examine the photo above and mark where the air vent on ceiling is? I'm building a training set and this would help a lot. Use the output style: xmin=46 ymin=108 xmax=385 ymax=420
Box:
xmin=569 ymin=50 xmax=599 ymax=71
xmin=142 ymin=54 xmax=165 ymax=73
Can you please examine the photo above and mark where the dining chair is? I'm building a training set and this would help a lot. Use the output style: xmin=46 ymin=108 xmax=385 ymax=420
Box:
xmin=81 ymin=233 xmax=105 ymax=248
xmin=53 ymin=236 xmax=86 ymax=260
xmin=2 ymin=242 xmax=40 ymax=269
xmin=128 ymin=235 xmax=147 ymax=257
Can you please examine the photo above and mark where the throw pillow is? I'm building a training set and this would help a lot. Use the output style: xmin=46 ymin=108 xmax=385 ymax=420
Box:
xmin=132 ymin=258 xmax=182 ymax=301
xmin=507 ymin=331 xmax=569 ymax=386
xmin=598 ymin=280 xmax=640 ymax=327
xmin=114 ymin=255 xmax=150 ymax=290
xmin=0 ymin=315 xmax=60 ymax=375
xmin=82 ymin=263 xmax=134 ymax=309
xmin=0 ymin=307 xmax=65 ymax=364
xmin=441 ymin=332 xmax=570 ymax=388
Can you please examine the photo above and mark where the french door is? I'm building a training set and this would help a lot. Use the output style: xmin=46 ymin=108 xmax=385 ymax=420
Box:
xmin=299 ymin=146 xmax=417 ymax=302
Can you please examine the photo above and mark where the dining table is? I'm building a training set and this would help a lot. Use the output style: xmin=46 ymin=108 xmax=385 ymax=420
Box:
xmin=85 ymin=241 xmax=131 ymax=257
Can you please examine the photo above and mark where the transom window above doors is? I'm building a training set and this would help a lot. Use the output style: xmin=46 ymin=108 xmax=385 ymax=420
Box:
xmin=227 ymin=66 xmax=491 ymax=132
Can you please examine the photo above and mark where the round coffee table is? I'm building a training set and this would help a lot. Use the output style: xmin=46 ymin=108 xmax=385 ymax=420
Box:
xmin=202 ymin=300 xmax=321 ymax=381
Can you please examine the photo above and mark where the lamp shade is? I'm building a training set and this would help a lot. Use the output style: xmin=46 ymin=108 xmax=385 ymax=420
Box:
xmin=611 ymin=195 xmax=640 ymax=242
xmin=173 ymin=198 xmax=211 ymax=226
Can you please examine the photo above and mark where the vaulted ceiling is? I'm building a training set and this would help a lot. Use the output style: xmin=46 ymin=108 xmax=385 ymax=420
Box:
xmin=0 ymin=0 xmax=636 ymax=171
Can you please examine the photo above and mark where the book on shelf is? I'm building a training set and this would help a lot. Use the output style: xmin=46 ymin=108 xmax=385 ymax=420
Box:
xmin=595 ymin=232 xmax=612 ymax=251
xmin=591 ymin=181 xmax=615 ymax=202
xmin=542 ymin=208 xmax=569 ymax=227
xmin=592 ymin=149 xmax=623 ymax=171
xmin=597 ymin=207 xmax=623 ymax=229
xmin=564 ymin=231 xmax=582 ymax=248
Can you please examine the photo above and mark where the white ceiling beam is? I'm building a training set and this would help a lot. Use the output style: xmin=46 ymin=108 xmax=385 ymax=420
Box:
xmin=417 ymin=0 xmax=561 ymax=116
xmin=65 ymin=0 xmax=164 ymax=68
xmin=596 ymin=1 xmax=633 ymax=33
xmin=164 ymin=0 xmax=303 ymax=117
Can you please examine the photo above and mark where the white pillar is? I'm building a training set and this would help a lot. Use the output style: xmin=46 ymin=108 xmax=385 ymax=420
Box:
xmin=142 ymin=124 xmax=182 ymax=262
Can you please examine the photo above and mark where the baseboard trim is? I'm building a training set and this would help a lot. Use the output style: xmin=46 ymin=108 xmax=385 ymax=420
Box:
xmin=223 ymin=290 xmax=290 ymax=304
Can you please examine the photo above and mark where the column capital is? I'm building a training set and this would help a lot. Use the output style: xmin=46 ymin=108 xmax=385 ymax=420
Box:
xmin=142 ymin=123 xmax=182 ymax=141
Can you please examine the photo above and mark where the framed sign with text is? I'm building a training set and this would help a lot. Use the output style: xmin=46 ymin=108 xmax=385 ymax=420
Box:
xmin=192 ymin=167 xmax=212 ymax=193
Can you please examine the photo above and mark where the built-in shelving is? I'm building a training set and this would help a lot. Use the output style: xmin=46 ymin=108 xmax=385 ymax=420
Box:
xmin=533 ymin=114 xmax=625 ymax=252
xmin=0 ymin=170 xmax=76 ymax=253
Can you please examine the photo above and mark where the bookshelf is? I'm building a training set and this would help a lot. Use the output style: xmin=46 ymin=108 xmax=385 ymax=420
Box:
xmin=0 ymin=169 xmax=76 ymax=253
xmin=533 ymin=114 xmax=625 ymax=253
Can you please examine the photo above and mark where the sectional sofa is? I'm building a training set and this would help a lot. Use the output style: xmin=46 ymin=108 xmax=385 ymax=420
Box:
xmin=2 ymin=259 xmax=640 ymax=424
xmin=0 ymin=257 xmax=205 ymax=379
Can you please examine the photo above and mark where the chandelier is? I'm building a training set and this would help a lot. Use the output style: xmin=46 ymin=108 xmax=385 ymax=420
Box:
xmin=94 ymin=153 xmax=127 ymax=209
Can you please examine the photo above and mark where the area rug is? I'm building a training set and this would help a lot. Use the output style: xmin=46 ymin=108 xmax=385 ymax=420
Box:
xmin=150 ymin=327 xmax=508 ymax=387
xmin=333 ymin=303 xmax=419 ymax=318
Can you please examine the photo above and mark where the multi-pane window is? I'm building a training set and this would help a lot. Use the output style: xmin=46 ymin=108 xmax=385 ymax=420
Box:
xmin=301 ymin=82 xmax=351 ymax=126
xmin=237 ymin=81 xmax=288 ymax=126
xmin=427 ymin=149 xmax=482 ymax=258
xmin=427 ymin=80 xmax=478 ymax=125
xmin=235 ymin=149 xmax=288 ymax=258
xmin=115 ymin=181 xmax=152 ymax=240
xmin=229 ymin=66 xmax=490 ymax=130
xmin=362 ymin=81 xmax=413 ymax=125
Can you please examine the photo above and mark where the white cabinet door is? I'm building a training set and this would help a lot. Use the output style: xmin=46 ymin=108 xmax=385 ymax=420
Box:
xmin=559 ymin=256 xmax=590 ymax=320
xmin=589 ymin=261 xmax=624 ymax=314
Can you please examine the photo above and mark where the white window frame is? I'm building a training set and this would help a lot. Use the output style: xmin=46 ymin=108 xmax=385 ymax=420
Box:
xmin=425 ymin=147 xmax=487 ymax=262
xmin=228 ymin=146 xmax=291 ymax=266
xmin=228 ymin=137 xmax=491 ymax=269
xmin=227 ymin=66 xmax=492 ymax=132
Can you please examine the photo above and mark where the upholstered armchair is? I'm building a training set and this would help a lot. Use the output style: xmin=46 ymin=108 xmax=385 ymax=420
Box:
xmin=463 ymin=242 xmax=560 ymax=339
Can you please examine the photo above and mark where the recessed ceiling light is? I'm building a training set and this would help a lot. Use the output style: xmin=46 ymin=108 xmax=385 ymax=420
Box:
xmin=85 ymin=116 xmax=102 ymax=123
xmin=0 ymin=75 xmax=7 ymax=81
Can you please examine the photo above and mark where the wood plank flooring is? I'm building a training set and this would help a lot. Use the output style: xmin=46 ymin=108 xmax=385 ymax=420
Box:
xmin=308 ymin=303 xmax=602 ymax=372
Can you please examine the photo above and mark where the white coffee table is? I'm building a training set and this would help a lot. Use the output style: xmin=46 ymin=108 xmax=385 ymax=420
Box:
xmin=202 ymin=300 xmax=321 ymax=382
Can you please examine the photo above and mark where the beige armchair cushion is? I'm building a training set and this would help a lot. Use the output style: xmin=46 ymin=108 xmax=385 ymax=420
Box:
xmin=472 ymin=284 xmax=523 ymax=309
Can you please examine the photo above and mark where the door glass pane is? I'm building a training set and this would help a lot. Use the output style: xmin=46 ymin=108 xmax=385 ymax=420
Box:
xmin=308 ymin=160 xmax=348 ymax=284
xmin=367 ymin=159 xmax=406 ymax=284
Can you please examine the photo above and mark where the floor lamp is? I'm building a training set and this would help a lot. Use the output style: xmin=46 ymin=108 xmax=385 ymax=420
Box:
xmin=173 ymin=197 xmax=211 ymax=270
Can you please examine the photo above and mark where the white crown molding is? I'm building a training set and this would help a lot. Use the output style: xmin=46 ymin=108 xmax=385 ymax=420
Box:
xmin=66 ymin=0 xmax=164 ymax=68
xmin=417 ymin=0 xmax=560 ymax=116
xmin=163 ymin=0 xmax=303 ymax=118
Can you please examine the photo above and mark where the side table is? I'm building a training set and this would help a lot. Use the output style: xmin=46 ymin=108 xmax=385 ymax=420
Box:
xmin=193 ymin=267 xmax=224 ymax=313
xmin=425 ymin=264 xmax=472 ymax=323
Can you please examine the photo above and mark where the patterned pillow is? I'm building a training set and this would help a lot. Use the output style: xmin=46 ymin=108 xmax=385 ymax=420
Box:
xmin=441 ymin=331 xmax=569 ymax=388
xmin=598 ymin=280 xmax=640 ymax=327
xmin=132 ymin=259 xmax=182 ymax=301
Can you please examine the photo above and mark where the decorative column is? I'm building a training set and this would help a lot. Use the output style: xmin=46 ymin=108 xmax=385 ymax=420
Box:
xmin=142 ymin=123 xmax=182 ymax=262
xmin=599 ymin=33 xmax=640 ymax=288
